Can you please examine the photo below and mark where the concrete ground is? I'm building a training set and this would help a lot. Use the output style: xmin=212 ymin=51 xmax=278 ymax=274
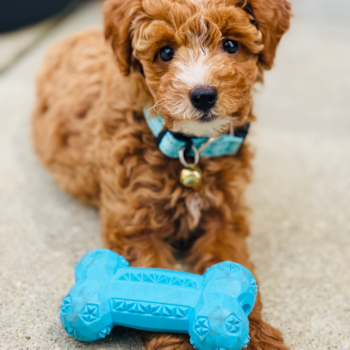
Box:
xmin=0 ymin=1 xmax=349 ymax=349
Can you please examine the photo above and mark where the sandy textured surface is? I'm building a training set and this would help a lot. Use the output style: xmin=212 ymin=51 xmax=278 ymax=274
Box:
xmin=0 ymin=1 xmax=349 ymax=349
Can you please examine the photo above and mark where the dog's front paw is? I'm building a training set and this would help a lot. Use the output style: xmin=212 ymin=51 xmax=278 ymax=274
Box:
xmin=143 ymin=333 xmax=194 ymax=350
xmin=247 ymin=318 xmax=290 ymax=350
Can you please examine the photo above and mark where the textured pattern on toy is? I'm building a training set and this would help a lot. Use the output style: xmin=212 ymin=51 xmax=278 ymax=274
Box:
xmin=60 ymin=249 xmax=258 ymax=350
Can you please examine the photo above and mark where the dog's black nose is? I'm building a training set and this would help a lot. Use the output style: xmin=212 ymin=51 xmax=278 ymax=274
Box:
xmin=190 ymin=86 xmax=218 ymax=112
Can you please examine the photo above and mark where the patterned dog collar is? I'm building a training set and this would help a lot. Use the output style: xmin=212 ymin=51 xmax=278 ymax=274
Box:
xmin=143 ymin=108 xmax=250 ymax=159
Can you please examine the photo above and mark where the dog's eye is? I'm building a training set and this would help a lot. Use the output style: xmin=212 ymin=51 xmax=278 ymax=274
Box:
xmin=222 ymin=40 xmax=239 ymax=54
xmin=159 ymin=46 xmax=174 ymax=62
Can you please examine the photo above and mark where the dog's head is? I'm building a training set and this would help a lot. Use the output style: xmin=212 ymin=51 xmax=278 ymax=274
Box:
xmin=104 ymin=0 xmax=291 ymax=137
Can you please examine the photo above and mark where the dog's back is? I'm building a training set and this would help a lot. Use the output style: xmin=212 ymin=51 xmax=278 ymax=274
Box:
xmin=32 ymin=28 xmax=148 ymax=206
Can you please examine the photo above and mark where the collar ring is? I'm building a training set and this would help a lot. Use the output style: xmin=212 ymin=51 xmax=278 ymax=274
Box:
xmin=179 ymin=146 xmax=200 ymax=168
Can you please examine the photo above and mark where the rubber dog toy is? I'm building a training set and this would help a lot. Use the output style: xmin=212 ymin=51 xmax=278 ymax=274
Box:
xmin=61 ymin=249 xmax=258 ymax=350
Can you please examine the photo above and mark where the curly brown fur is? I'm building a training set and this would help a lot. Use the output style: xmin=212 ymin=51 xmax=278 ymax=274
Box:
xmin=32 ymin=0 xmax=291 ymax=349
xmin=142 ymin=333 xmax=194 ymax=350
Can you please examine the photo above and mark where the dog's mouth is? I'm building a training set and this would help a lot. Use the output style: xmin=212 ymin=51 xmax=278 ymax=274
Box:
xmin=199 ymin=113 xmax=217 ymax=123
xmin=197 ymin=110 xmax=240 ymax=123
xmin=170 ymin=114 xmax=233 ymax=137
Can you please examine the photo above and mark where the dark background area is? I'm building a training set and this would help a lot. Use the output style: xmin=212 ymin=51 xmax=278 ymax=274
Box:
xmin=0 ymin=0 xmax=85 ymax=33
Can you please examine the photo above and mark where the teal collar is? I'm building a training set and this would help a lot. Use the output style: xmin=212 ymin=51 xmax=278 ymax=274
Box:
xmin=143 ymin=108 xmax=249 ymax=159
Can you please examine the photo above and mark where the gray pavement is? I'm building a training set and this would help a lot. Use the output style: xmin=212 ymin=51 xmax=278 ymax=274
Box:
xmin=0 ymin=1 xmax=349 ymax=349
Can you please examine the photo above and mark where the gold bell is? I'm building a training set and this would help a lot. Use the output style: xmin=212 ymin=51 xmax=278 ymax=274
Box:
xmin=180 ymin=165 xmax=202 ymax=190
xmin=179 ymin=145 xmax=202 ymax=190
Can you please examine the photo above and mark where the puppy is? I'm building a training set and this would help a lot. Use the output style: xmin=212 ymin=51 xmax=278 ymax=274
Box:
xmin=32 ymin=0 xmax=291 ymax=349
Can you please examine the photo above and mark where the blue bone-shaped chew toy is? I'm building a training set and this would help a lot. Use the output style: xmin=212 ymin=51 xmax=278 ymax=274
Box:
xmin=61 ymin=249 xmax=258 ymax=350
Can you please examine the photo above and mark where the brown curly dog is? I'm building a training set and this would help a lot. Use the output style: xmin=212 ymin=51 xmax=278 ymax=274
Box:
xmin=32 ymin=0 xmax=291 ymax=349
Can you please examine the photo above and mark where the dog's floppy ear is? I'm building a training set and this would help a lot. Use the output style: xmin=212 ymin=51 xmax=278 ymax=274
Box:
xmin=239 ymin=0 xmax=291 ymax=70
xmin=104 ymin=0 xmax=142 ymax=76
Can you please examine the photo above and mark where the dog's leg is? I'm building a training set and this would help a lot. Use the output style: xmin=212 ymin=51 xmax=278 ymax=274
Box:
xmin=186 ymin=209 xmax=290 ymax=350
xmin=188 ymin=208 xmax=250 ymax=274
xmin=246 ymin=295 xmax=290 ymax=350
xmin=100 ymin=206 xmax=176 ymax=269
xmin=100 ymin=199 xmax=194 ymax=349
